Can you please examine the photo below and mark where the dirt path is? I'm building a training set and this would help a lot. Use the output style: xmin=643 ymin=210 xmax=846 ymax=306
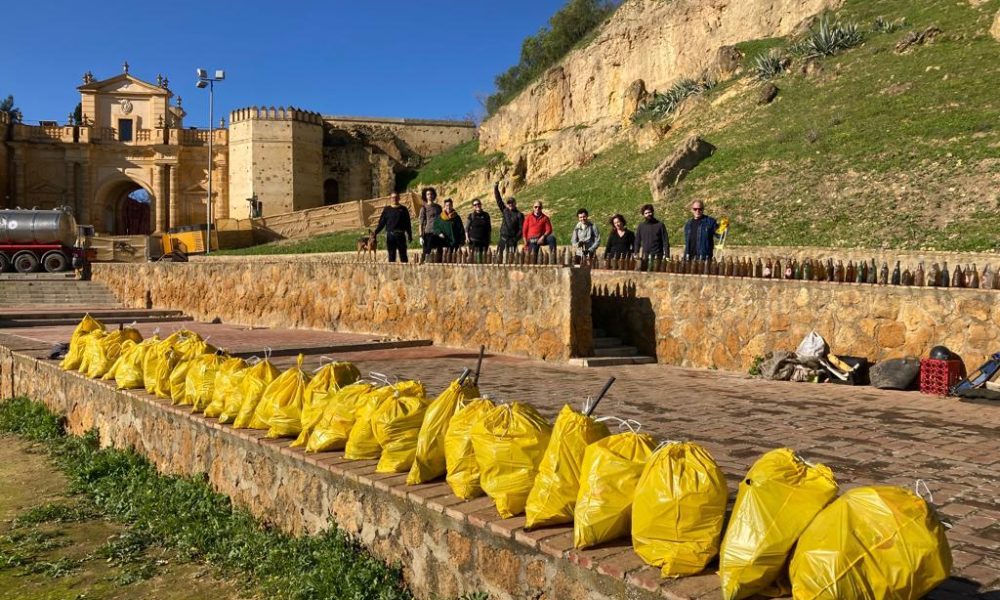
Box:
xmin=0 ymin=436 xmax=249 ymax=600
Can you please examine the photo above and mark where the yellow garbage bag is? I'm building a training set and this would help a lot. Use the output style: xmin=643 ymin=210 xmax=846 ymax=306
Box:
xmin=292 ymin=361 xmax=361 ymax=447
xmin=187 ymin=353 xmax=227 ymax=413
xmin=444 ymin=398 xmax=495 ymax=499
xmin=524 ymin=404 xmax=610 ymax=529
xmin=203 ymin=357 xmax=248 ymax=419
xmin=303 ymin=382 xmax=374 ymax=452
xmin=407 ymin=378 xmax=480 ymax=485
xmin=574 ymin=427 xmax=656 ymax=549
xmin=259 ymin=355 xmax=311 ymax=437
xmin=169 ymin=337 xmax=215 ymax=404
xmin=790 ymin=486 xmax=952 ymax=600
xmin=145 ymin=330 xmax=202 ymax=398
xmin=471 ymin=402 xmax=553 ymax=519
xmin=87 ymin=328 xmax=142 ymax=379
xmin=102 ymin=339 xmax=137 ymax=381
xmin=77 ymin=330 xmax=108 ymax=375
xmin=231 ymin=358 xmax=281 ymax=429
xmin=142 ymin=331 xmax=184 ymax=395
xmin=372 ymin=391 xmax=429 ymax=473
xmin=719 ymin=448 xmax=839 ymax=600
xmin=60 ymin=314 xmax=105 ymax=370
xmin=114 ymin=336 xmax=159 ymax=389
xmin=632 ymin=442 xmax=728 ymax=577
xmin=344 ymin=381 xmax=425 ymax=460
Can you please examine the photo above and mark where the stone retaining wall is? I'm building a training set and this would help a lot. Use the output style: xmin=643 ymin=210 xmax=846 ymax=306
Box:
xmin=0 ymin=347 xmax=676 ymax=600
xmin=727 ymin=245 xmax=1000 ymax=272
xmin=92 ymin=260 xmax=592 ymax=362
xmin=592 ymin=270 xmax=1000 ymax=371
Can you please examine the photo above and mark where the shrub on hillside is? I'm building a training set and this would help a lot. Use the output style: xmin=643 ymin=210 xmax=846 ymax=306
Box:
xmin=631 ymin=77 xmax=717 ymax=124
xmin=793 ymin=18 xmax=865 ymax=58
xmin=485 ymin=0 xmax=620 ymax=116
xmin=872 ymin=15 xmax=906 ymax=34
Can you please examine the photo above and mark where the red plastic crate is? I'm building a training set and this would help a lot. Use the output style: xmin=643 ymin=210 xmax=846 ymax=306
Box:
xmin=919 ymin=359 xmax=964 ymax=396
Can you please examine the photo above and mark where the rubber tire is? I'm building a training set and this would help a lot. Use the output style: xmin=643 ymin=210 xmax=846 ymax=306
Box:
xmin=12 ymin=251 xmax=40 ymax=273
xmin=42 ymin=250 xmax=70 ymax=273
xmin=0 ymin=253 xmax=9 ymax=273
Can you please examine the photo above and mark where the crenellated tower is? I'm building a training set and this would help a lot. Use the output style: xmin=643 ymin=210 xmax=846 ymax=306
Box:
xmin=228 ymin=106 xmax=324 ymax=218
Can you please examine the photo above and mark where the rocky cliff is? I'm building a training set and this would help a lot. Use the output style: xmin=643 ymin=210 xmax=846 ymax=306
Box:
xmin=480 ymin=0 xmax=841 ymax=184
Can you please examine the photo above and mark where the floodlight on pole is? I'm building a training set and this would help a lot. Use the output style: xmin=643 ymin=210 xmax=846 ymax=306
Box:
xmin=196 ymin=67 xmax=225 ymax=254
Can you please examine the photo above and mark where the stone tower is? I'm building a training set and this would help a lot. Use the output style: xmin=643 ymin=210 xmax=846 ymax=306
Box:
xmin=227 ymin=106 xmax=324 ymax=218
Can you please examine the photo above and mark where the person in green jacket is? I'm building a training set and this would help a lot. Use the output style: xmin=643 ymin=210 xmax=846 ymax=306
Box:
xmin=432 ymin=198 xmax=466 ymax=253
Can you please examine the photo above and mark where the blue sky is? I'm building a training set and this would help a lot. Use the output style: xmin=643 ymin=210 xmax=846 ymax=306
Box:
xmin=2 ymin=0 xmax=567 ymax=127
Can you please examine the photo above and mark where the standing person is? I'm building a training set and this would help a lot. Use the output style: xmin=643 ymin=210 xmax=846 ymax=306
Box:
xmin=466 ymin=199 xmax=492 ymax=260
xmin=604 ymin=214 xmax=635 ymax=259
xmin=493 ymin=182 xmax=524 ymax=253
xmin=433 ymin=198 xmax=466 ymax=254
xmin=570 ymin=208 xmax=600 ymax=260
xmin=523 ymin=200 xmax=556 ymax=256
xmin=633 ymin=203 xmax=669 ymax=261
xmin=373 ymin=192 xmax=413 ymax=263
xmin=683 ymin=200 xmax=720 ymax=260
xmin=418 ymin=187 xmax=442 ymax=257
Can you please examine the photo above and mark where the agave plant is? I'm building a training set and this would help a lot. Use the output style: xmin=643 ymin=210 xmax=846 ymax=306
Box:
xmin=872 ymin=15 xmax=905 ymax=34
xmin=795 ymin=17 xmax=865 ymax=58
xmin=753 ymin=50 xmax=788 ymax=81
xmin=632 ymin=77 xmax=717 ymax=123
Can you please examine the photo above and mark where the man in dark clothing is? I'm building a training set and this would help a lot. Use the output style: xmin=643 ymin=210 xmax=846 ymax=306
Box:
xmin=373 ymin=192 xmax=413 ymax=263
xmin=493 ymin=182 xmax=524 ymax=253
xmin=633 ymin=203 xmax=669 ymax=260
xmin=466 ymin=199 xmax=492 ymax=260
xmin=683 ymin=200 xmax=720 ymax=260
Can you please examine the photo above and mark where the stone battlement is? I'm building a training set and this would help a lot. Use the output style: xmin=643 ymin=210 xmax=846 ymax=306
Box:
xmin=230 ymin=106 xmax=324 ymax=125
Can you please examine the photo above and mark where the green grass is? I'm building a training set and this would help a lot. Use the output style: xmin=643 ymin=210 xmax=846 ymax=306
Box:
xmin=410 ymin=139 xmax=507 ymax=188
xmin=213 ymin=230 xmax=370 ymax=255
xmin=0 ymin=396 xmax=413 ymax=600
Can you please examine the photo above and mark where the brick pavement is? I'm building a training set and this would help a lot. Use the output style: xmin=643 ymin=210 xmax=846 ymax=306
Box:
xmin=2 ymin=320 xmax=998 ymax=597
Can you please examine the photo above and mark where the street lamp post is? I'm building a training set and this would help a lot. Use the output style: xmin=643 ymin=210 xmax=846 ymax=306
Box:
xmin=196 ymin=68 xmax=225 ymax=254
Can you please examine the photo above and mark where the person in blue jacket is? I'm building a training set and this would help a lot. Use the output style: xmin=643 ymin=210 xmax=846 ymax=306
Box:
xmin=683 ymin=200 xmax=720 ymax=260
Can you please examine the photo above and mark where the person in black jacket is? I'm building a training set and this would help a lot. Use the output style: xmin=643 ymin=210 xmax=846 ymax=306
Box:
xmin=633 ymin=204 xmax=669 ymax=261
xmin=604 ymin=213 xmax=635 ymax=259
xmin=373 ymin=192 xmax=413 ymax=263
xmin=493 ymin=182 xmax=524 ymax=253
xmin=466 ymin=199 xmax=492 ymax=260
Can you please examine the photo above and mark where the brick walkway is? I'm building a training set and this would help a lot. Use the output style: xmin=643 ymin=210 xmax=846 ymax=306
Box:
xmin=2 ymin=320 xmax=998 ymax=598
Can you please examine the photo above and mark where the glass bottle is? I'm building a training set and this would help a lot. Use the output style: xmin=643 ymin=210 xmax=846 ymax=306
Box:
xmin=915 ymin=262 xmax=925 ymax=287
xmin=891 ymin=261 xmax=901 ymax=285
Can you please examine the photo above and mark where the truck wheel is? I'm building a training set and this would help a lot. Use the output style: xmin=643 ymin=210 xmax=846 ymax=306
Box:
xmin=42 ymin=250 xmax=70 ymax=273
xmin=12 ymin=251 xmax=40 ymax=273
xmin=0 ymin=253 xmax=9 ymax=272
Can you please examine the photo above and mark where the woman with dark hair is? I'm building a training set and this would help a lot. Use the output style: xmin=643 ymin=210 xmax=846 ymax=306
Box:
xmin=604 ymin=213 xmax=635 ymax=258
xmin=418 ymin=187 xmax=442 ymax=256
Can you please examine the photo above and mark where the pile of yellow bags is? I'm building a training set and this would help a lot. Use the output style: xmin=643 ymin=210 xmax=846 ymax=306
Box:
xmin=573 ymin=424 xmax=656 ymax=549
xmin=114 ymin=336 xmax=160 ymax=389
xmin=524 ymin=404 xmax=609 ymax=529
xmin=719 ymin=448 xmax=839 ymax=600
xmin=471 ymin=402 xmax=552 ymax=518
xmin=632 ymin=442 xmax=728 ymax=577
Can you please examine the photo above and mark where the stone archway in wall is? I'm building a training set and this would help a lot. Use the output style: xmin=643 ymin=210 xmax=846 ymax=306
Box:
xmin=94 ymin=177 xmax=154 ymax=235
xmin=323 ymin=178 xmax=341 ymax=205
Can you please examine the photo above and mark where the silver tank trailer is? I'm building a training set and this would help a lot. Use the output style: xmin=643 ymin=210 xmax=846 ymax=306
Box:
xmin=0 ymin=209 xmax=78 ymax=247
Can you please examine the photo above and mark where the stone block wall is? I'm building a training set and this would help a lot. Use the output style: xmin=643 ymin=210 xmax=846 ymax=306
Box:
xmin=592 ymin=270 xmax=1000 ymax=371
xmin=92 ymin=258 xmax=591 ymax=361
xmin=727 ymin=245 xmax=1000 ymax=273
xmin=0 ymin=348 xmax=663 ymax=600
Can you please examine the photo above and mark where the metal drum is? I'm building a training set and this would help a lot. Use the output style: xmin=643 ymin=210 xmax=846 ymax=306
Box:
xmin=0 ymin=209 xmax=78 ymax=246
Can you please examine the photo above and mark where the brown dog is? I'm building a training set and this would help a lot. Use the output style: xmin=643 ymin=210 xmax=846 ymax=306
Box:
xmin=356 ymin=229 xmax=377 ymax=261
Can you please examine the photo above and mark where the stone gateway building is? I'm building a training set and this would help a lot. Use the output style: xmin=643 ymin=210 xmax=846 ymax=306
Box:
xmin=0 ymin=66 xmax=475 ymax=234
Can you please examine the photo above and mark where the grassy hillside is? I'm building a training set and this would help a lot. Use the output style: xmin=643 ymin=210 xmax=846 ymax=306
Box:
xmin=225 ymin=0 xmax=1000 ymax=256
xmin=518 ymin=0 xmax=1000 ymax=252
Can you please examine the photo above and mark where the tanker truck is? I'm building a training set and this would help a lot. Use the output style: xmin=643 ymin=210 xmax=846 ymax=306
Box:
xmin=0 ymin=208 xmax=93 ymax=273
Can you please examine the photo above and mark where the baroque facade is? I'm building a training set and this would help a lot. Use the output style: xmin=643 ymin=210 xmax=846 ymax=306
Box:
xmin=0 ymin=66 xmax=475 ymax=234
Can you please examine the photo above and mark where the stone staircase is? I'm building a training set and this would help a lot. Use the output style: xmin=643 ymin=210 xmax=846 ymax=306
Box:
xmin=569 ymin=327 xmax=657 ymax=367
xmin=0 ymin=279 xmax=191 ymax=327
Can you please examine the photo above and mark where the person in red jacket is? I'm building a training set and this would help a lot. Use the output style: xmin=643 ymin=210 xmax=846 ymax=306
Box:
xmin=523 ymin=201 xmax=556 ymax=256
